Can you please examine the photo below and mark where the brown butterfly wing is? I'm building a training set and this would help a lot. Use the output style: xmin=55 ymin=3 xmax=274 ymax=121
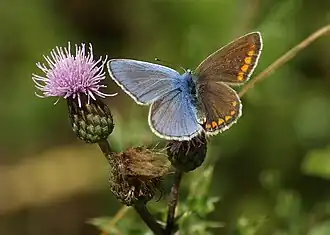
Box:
xmin=195 ymin=32 xmax=262 ymax=85
xmin=197 ymin=82 xmax=242 ymax=135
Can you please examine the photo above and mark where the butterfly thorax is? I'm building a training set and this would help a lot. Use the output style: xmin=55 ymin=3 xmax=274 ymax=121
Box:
xmin=179 ymin=71 xmax=206 ymax=124
xmin=179 ymin=71 xmax=195 ymax=97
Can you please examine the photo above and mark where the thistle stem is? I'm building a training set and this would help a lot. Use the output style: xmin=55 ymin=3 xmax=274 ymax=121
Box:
xmin=97 ymin=139 xmax=113 ymax=157
xmin=165 ymin=170 xmax=183 ymax=234
xmin=97 ymin=139 xmax=114 ymax=165
xmin=134 ymin=203 xmax=165 ymax=235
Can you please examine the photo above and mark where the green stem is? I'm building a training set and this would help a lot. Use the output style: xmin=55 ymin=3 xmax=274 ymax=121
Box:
xmin=165 ymin=170 xmax=183 ymax=234
xmin=97 ymin=139 xmax=113 ymax=158
xmin=134 ymin=203 xmax=165 ymax=235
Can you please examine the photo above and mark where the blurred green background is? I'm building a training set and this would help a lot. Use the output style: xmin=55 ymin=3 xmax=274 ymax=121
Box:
xmin=2 ymin=0 xmax=330 ymax=234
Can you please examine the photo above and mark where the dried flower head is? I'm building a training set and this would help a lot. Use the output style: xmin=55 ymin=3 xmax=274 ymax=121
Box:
xmin=167 ymin=133 xmax=207 ymax=172
xmin=108 ymin=147 xmax=171 ymax=206
xmin=32 ymin=42 xmax=116 ymax=107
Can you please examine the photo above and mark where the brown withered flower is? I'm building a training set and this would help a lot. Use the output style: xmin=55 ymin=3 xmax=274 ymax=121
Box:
xmin=108 ymin=147 xmax=171 ymax=206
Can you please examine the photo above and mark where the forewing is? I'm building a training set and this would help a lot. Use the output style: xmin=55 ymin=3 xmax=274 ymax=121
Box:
xmin=107 ymin=59 xmax=180 ymax=105
xmin=149 ymin=89 xmax=202 ymax=140
xmin=197 ymin=82 xmax=242 ymax=135
xmin=195 ymin=32 xmax=262 ymax=85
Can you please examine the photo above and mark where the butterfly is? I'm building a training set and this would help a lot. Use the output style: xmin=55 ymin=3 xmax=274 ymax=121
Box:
xmin=107 ymin=32 xmax=263 ymax=141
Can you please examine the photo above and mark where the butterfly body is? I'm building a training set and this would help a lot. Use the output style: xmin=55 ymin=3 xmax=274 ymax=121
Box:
xmin=176 ymin=71 xmax=199 ymax=108
xmin=108 ymin=32 xmax=263 ymax=140
xmin=175 ymin=71 xmax=194 ymax=95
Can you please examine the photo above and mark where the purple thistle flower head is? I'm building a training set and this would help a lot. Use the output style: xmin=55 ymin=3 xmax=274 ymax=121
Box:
xmin=32 ymin=42 xmax=117 ymax=107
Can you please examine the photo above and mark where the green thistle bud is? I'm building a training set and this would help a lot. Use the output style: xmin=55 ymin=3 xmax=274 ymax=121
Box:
xmin=108 ymin=147 xmax=170 ymax=206
xmin=167 ymin=133 xmax=207 ymax=172
xmin=67 ymin=95 xmax=114 ymax=144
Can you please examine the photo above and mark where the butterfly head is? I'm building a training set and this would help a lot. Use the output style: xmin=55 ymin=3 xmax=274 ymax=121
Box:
xmin=181 ymin=70 xmax=195 ymax=87
xmin=181 ymin=69 xmax=194 ymax=82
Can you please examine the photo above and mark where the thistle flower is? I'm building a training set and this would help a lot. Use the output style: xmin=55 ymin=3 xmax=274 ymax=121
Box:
xmin=32 ymin=42 xmax=116 ymax=107
xmin=32 ymin=42 xmax=116 ymax=143
xmin=108 ymin=147 xmax=171 ymax=206
xmin=167 ymin=133 xmax=207 ymax=172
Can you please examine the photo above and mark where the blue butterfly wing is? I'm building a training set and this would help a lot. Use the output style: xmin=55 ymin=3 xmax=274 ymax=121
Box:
xmin=148 ymin=88 xmax=203 ymax=140
xmin=107 ymin=59 xmax=180 ymax=105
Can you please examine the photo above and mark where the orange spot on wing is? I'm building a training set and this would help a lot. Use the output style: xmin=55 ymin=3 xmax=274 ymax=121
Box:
xmin=232 ymin=101 xmax=237 ymax=107
xmin=237 ymin=72 xmax=244 ymax=81
xmin=211 ymin=121 xmax=217 ymax=128
xmin=225 ymin=116 xmax=232 ymax=121
xmin=244 ymin=57 xmax=252 ymax=65
xmin=248 ymin=50 xmax=254 ymax=57
xmin=230 ymin=110 xmax=236 ymax=116
xmin=218 ymin=118 xmax=224 ymax=125
xmin=241 ymin=64 xmax=249 ymax=73
xmin=205 ymin=123 xmax=211 ymax=129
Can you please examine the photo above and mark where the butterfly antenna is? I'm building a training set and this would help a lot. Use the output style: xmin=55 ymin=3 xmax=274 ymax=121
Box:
xmin=155 ymin=57 xmax=186 ymax=73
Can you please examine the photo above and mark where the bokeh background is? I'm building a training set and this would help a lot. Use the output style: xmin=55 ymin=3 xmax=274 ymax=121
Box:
xmin=2 ymin=0 xmax=330 ymax=234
